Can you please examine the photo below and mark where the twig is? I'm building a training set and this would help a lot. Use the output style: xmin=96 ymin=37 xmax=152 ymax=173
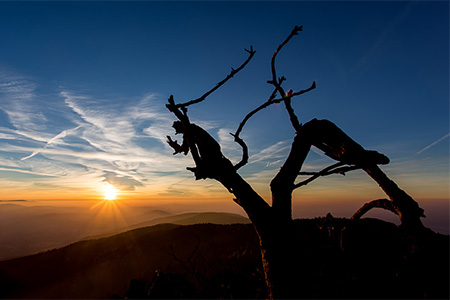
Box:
xmin=294 ymin=162 xmax=361 ymax=189
xmin=175 ymin=47 xmax=256 ymax=109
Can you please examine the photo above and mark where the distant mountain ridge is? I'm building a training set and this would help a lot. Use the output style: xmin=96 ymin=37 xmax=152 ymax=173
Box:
xmin=0 ymin=200 xmax=28 ymax=202
xmin=80 ymin=212 xmax=251 ymax=240
xmin=0 ymin=203 xmax=249 ymax=260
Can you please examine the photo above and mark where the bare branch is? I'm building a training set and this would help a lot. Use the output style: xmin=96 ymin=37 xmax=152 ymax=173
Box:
xmin=175 ymin=46 xmax=256 ymax=109
xmin=269 ymin=25 xmax=303 ymax=96
xmin=230 ymin=83 xmax=280 ymax=170
xmin=169 ymin=245 xmax=188 ymax=264
xmin=169 ymin=239 xmax=201 ymax=265
xmin=351 ymin=198 xmax=399 ymax=221
xmin=235 ymin=80 xmax=316 ymax=137
xmin=278 ymin=81 xmax=316 ymax=100
xmin=234 ymin=87 xmax=279 ymax=139
xmin=231 ymin=79 xmax=315 ymax=170
xmin=266 ymin=26 xmax=316 ymax=132
xmin=293 ymin=162 xmax=361 ymax=189
xmin=230 ymin=133 xmax=248 ymax=170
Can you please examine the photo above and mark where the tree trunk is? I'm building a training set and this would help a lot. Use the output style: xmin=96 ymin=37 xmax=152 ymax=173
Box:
xmin=212 ymin=159 xmax=294 ymax=298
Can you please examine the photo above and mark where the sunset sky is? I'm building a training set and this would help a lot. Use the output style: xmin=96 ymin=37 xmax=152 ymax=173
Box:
xmin=0 ymin=1 xmax=448 ymax=230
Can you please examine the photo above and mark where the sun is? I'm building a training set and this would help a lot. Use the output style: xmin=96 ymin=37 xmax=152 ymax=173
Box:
xmin=104 ymin=184 xmax=117 ymax=201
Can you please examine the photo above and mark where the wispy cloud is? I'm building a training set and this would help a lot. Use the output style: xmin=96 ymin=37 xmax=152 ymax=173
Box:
xmin=21 ymin=126 xmax=81 ymax=160
xmin=0 ymin=167 xmax=58 ymax=177
xmin=0 ymin=71 xmax=48 ymax=132
xmin=416 ymin=133 xmax=450 ymax=155
xmin=0 ymin=70 xmax=198 ymax=196
xmin=250 ymin=140 xmax=291 ymax=164
xmin=1 ymin=71 xmax=301 ymax=198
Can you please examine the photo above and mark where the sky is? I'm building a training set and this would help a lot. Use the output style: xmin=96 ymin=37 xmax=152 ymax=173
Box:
xmin=0 ymin=1 xmax=448 ymax=231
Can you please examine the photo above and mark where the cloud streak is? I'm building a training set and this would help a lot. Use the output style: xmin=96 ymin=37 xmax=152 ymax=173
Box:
xmin=0 ymin=71 xmax=198 ymax=196
xmin=250 ymin=140 xmax=291 ymax=164
xmin=21 ymin=126 xmax=81 ymax=160
xmin=416 ymin=133 xmax=449 ymax=155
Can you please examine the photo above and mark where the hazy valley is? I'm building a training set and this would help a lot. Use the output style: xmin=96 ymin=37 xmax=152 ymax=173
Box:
xmin=0 ymin=201 xmax=250 ymax=260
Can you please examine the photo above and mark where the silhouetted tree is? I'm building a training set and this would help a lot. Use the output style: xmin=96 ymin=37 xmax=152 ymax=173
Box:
xmin=166 ymin=26 xmax=426 ymax=299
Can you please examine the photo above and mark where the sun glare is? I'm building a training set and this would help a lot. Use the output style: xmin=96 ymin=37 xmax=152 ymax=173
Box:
xmin=104 ymin=184 xmax=117 ymax=201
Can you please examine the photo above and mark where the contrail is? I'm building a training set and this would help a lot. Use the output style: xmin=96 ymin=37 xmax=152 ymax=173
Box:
xmin=416 ymin=133 xmax=450 ymax=155
xmin=21 ymin=126 xmax=81 ymax=160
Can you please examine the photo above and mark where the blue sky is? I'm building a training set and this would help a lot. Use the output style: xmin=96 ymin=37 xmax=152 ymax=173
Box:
xmin=0 ymin=1 xmax=448 ymax=227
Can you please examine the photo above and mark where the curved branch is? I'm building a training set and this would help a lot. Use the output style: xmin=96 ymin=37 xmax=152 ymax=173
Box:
xmin=363 ymin=165 xmax=425 ymax=229
xmin=351 ymin=198 xmax=399 ymax=220
xmin=269 ymin=25 xmax=303 ymax=96
xmin=231 ymin=83 xmax=280 ymax=170
xmin=175 ymin=46 xmax=256 ymax=109
xmin=230 ymin=26 xmax=315 ymax=170
xmin=234 ymin=87 xmax=279 ymax=139
xmin=230 ymin=133 xmax=249 ymax=171
xmin=231 ymin=80 xmax=315 ymax=170
xmin=267 ymin=25 xmax=316 ymax=133
xmin=268 ymin=26 xmax=304 ymax=131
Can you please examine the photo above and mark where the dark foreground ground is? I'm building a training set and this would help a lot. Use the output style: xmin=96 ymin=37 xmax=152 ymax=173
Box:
xmin=0 ymin=215 xmax=448 ymax=299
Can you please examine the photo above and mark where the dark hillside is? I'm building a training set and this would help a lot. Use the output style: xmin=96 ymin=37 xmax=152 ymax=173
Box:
xmin=0 ymin=223 xmax=262 ymax=299
xmin=0 ymin=217 xmax=448 ymax=299
xmin=79 ymin=212 xmax=250 ymax=241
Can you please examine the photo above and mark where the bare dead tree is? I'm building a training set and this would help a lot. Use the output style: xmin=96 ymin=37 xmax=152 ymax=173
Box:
xmin=169 ymin=239 xmax=210 ymax=284
xmin=165 ymin=26 xmax=426 ymax=299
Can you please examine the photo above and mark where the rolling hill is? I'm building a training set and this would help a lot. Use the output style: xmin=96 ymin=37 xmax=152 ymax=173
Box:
xmin=81 ymin=212 xmax=251 ymax=241
xmin=0 ymin=217 xmax=448 ymax=299
xmin=0 ymin=202 xmax=249 ymax=260
xmin=0 ymin=223 xmax=261 ymax=299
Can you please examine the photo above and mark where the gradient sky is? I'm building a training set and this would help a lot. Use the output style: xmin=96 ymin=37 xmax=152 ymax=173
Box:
xmin=0 ymin=1 xmax=448 ymax=229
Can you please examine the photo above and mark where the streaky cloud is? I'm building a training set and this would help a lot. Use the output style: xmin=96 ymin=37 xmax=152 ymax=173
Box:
xmin=416 ymin=133 xmax=450 ymax=155
xmin=21 ymin=126 xmax=81 ymax=161
xmin=0 ymin=166 xmax=57 ymax=177
xmin=250 ymin=140 xmax=291 ymax=164
xmin=0 ymin=70 xmax=48 ymax=132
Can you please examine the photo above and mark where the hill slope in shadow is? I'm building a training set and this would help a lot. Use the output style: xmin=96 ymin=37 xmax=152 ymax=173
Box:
xmin=0 ymin=216 xmax=448 ymax=299
xmin=0 ymin=223 xmax=261 ymax=299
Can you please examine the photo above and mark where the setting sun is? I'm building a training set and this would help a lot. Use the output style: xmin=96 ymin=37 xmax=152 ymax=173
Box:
xmin=104 ymin=184 xmax=117 ymax=201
